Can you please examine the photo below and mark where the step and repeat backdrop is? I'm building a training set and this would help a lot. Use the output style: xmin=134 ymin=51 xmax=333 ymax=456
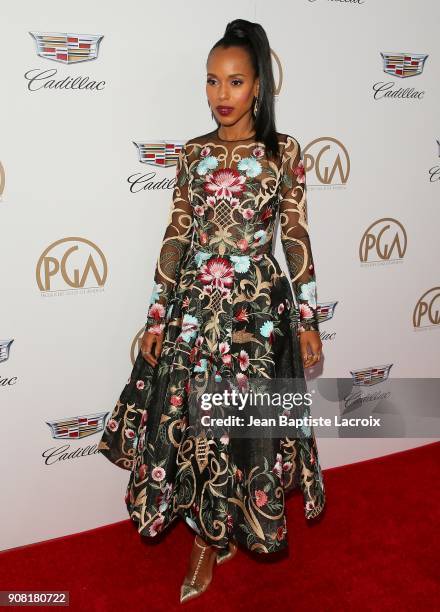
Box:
xmin=1 ymin=0 xmax=439 ymax=550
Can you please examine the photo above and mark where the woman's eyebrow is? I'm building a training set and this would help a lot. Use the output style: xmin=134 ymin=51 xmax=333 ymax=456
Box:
xmin=206 ymin=72 xmax=247 ymax=77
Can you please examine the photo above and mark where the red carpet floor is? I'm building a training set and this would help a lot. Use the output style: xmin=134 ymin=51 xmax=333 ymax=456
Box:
xmin=1 ymin=442 xmax=439 ymax=611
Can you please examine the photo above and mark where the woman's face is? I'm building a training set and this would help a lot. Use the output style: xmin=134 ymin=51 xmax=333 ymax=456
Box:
xmin=206 ymin=45 xmax=259 ymax=129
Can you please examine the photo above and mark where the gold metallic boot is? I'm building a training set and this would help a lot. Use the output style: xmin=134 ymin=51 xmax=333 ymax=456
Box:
xmin=216 ymin=539 xmax=238 ymax=565
xmin=180 ymin=535 xmax=218 ymax=604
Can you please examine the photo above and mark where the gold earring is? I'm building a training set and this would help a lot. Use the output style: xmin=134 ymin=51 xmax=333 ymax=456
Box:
xmin=253 ymin=96 xmax=259 ymax=116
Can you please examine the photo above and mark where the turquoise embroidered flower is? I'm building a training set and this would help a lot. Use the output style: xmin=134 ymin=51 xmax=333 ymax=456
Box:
xmin=300 ymin=422 xmax=311 ymax=437
xmin=196 ymin=155 xmax=218 ymax=176
xmin=298 ymin=281 xmax=317 ymax=309
xmin=195 ymin=251 xmax=212 ymax=268
xmin=149 ymin=282 xmax=163 ymax=304
xmin=194 ymin=358 xmax=208 ymax=372
xmin=230 ymin=255 xmax=251 ymax=273
xmin=259 ymin=320 xmax=274 ymax=338
xmin=253 ymin=229 xmax=267 ymax=245
xmin=180 ymin=314 xmax=199 ymax=342
xmin=237 ymin=156 xmax=262 ymax=178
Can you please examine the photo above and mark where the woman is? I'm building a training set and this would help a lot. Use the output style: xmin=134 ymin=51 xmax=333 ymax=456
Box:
xmin=98 ymin=18 xmax=326 ymax=604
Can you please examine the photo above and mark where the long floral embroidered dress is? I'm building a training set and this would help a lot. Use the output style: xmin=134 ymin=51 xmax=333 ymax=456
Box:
xmin=98 ymin=128 xmax=326 ymax=553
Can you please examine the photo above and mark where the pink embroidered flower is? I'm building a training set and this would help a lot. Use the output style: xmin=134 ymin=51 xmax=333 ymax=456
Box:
xmin=197 ymin=257 xmax=234 ymax=292
xmin=234 ymin=467 xmax=243 ymax=482
xmin=148 ymin=323 xmax=165 ymax=336
xmin=148 ymin=303 xmax=165 ymax=320
xmin=222 ymin=353 xmax=232 ymax=366
xmin=252 ymin=146 xmax=264 ymax=158
xmin=237 ymin=238 xmax=249 ymax=252
xmin=220 ymin=433 xmax=229 ymax=445
xmin=272 ymin=461 xmax=282 ymax=479
xmin=238 ymin=350 xmax=250 ymax=371
xmin=293 ymin=160 xmax=305 ymax=184
xmin=170 ymin=395 xmax=183 ymax=407
xmin=151 ymin=466 xmax=166 ymax=482
xmin=125 ymin=428 xmax=135 ymax=439
xmin=195 ymin=335 xmax=204 ymax=347
xmin=107 ymin=419 xmax=118 ymax=432
xmin=278 ymin=302 xmax=285 ymax=314
xmin=203 ymin=168 xmax=246 ymax=200
xmin=255 ymin=490 xmax=268 ymax=507
xmin=200 ymin=146 xmax=211 ymax=158
xmin=182 ymin=296 xmax=190 ymax=309
xmin=242 ymin=208 xmax=254 ymax=220
xmin=194 ymin=205 xmax=205 ymax=216
xmin=138 ymin=463 xmax=148 ymax=479
xmin=300 ymin=303 xmax=314 ymax=320
xmin=235 ymin=307 xmax=249 ymax=322
xmin=206 ymin=196 xmax=216 ymax=207
xmin=136 ymin=380 xmax=145 ymax=390
xmin=236 ymin=372 xmax=248 ymax=390
xmin=149 ymin=514 xmax=165 ymax=536
xmin=200 ymin=231 xmax=208 ymax=245
xmin=230 ymin=197 xmax=240 ymax=208
xmin=219 ymin=341 xmax=230 ymax=355
xmin=282 ymin=461 xmax=292 ymax=472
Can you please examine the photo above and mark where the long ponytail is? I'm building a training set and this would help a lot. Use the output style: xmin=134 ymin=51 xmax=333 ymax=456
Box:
xmin=210 ymin=18 xmax=279 ymax=160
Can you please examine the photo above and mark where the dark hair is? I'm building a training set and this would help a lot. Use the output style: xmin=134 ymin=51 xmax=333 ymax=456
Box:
xmin=209 ymin=18 xmax=279 ymax=160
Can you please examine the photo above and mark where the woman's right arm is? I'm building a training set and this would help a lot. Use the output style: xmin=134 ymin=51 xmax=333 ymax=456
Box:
xmin=141 ymin=143 xmax=193 ymax=365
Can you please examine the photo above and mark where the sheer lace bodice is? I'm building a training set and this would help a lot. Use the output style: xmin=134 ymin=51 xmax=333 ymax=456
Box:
xmin=145 ymin=129 xmax=320 ymax=335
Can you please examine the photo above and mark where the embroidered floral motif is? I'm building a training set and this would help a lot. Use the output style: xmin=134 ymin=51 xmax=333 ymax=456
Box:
xmin=99 ymin=130 xmax=325 ymax=556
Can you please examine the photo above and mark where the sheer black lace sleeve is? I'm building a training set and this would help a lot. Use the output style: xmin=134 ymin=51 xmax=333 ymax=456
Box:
xmin=145 ymin=144 xmax=193 ymax=334
xmin=279 ymin=135 xmax=320 ymax=333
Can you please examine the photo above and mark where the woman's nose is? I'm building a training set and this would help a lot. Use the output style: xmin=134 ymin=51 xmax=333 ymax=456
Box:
xmin=218 ymin=85 xmax=229 ymax=100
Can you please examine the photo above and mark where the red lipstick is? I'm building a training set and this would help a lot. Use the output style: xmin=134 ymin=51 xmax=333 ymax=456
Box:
xmin=216 ymin=106 xmax=234 ymax=116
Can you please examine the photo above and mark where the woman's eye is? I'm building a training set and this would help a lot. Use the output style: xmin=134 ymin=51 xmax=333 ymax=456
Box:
xmin=232 ymin=80 xmax=243 ymax=86
xmin=206 ymin=78 xmax=216 ymax=85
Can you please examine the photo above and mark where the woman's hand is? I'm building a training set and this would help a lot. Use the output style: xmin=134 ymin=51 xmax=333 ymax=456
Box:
xmin=299 ymin=330 xmax=322 ymax=368
xmin=141 ymin=331 xmax=164 ymax=367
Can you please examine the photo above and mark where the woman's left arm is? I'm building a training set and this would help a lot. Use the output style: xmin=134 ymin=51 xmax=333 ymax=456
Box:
xmin=279 ymin=135 xmax=322 ymax=367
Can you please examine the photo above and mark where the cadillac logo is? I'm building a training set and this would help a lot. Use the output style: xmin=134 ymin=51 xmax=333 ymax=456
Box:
xmin=133 ymin=141 xmax=185 ymax=167
xmin=317 ymin=302 xmax=338 ymax=324
xmin=0 ymin=339 xmax=14 ymax=363
xmin=380 ymin=52 xmax=428 ymax=78
xmin=29 ymin=31 xmax=104 ymax=64
xmin=350 ymin=364 xmax=393 ymax=386
xmin=46 ymin=412 xmax=108 ymax=439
